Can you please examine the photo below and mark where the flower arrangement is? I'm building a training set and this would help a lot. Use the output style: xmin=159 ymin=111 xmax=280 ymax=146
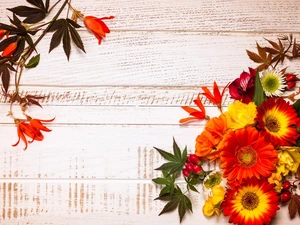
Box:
xmin=153 ymin=34 xmax=300 ymax=224
xmin=0 ymin=0 xmax=113 ymax=149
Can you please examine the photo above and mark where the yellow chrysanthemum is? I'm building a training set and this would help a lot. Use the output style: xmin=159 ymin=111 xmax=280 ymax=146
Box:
xmin=222 ymin=178 xmax=279 ymax=225
xmin=261 ymin=68 xmax=286 ymax=97
xmin=277 ymin=147 xmax=300 ymax=176
xmin=226 ymin=101 xmax=257 ymax=130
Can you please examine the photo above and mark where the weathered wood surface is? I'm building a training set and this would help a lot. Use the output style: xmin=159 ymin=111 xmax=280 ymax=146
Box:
xmin=1 ymin=0 xmax=300 ymax=224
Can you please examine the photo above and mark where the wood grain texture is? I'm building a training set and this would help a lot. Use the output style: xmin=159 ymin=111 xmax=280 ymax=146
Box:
xmin=1 ymin=0 xmax=300 ymax=224
xmin=4 ymin=32 xmax=300 ymax=87
xmin=0 ymin=181 xmax=297 ymax=225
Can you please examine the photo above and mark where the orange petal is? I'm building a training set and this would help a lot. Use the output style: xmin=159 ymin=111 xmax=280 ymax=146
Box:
xmin=193 ymin=94 xmax=205 ymax=113
xmin=213 ymin=81 xmax=222 ymax=103
xmin=181 ymin=106 xmax=199 ymax=114
xmin=201 ymin=87 xmax=217 ymax=104
xmin=179 ymin=117 xmax=197 ymax=123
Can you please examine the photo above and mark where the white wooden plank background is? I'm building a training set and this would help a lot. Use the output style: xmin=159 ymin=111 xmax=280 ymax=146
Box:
xmin=1 ymin=0 xmax=300 ymax=224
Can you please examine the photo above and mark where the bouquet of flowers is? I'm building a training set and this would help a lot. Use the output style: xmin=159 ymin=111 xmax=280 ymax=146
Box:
xmin=153 ymin=34 xmax=300 ymax=225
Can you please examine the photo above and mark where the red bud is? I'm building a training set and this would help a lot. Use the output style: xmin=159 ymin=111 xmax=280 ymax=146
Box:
xmin=2 ymin=41 xmax=18 ymax=57
xmin=287 ymin=81 xmax=296 ymax=89
xmin=285 ymin=74 xmax=297 ymax=82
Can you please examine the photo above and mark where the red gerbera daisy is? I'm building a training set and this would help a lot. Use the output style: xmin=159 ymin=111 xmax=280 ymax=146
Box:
xmin=220 ymin=126 xmax=278 ymax=183
xmin=256 ymin=97 xmax=300 ymax=146
xmin=222 ymin=177 xmax=279 ymax=225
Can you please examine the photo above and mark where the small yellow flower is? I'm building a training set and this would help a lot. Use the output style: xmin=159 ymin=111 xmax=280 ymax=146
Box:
xmin=268 ymin=172 xmax=282 ymax=192
xmin=277 ymin=149 xmax=300 ymax=176
xmin=226 ymin=101 xmax=257 ymax=130
xmin=202 ymin=196 xmax=221 ymax=217
xmin=211 ymin=185 xmax=225 ymax=205
xmin=203 ymin=197 xmax=215 ymax=217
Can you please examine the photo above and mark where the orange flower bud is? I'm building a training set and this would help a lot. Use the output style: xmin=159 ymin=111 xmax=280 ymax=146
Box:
xmin=2 ymin=41 xmax=18 ymax=57
xmin=84 ymin=16 xmax=114 ymax=44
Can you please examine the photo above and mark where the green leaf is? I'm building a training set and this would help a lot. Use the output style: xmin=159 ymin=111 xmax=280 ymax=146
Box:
xmin=158 ymin=199 xmax=179 ymax=216
xmin=155 ymin=162 xmax=182 ymax=172
xmin=252 ymin=70 xmax=267 ymax=107
xmin=293 ymin=99 xmax=300 ymax=116
xmin=173 ymin=138 xmax=181 ymax=160
xmin=152 ymin=177 xmax=172 ymax=185
xmin=178 ymin=200 xmax=186 ymax=222
xmin=159 ymin=185 xmax=173 ymax=196
xmin=25 ymin=54 xmax=40 ymax=68
xmin=187 ymin=184 xmax=199 ymax=193
xmin=181 ymin=147 xmax=187 ymax=164
xmin=155 ymin=193 xmax=173 ymax=201
xmin=154 ymin=147 xmax=176 ymax=162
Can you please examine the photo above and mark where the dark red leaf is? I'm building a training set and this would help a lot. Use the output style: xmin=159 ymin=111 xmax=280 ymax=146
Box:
xmin=63 ymin=27 xmax=71 ymax=60
xmin=27 ymin=0 xmax=45 ymax=10
xmin=68 ymin=25 xmax=85 ymax=53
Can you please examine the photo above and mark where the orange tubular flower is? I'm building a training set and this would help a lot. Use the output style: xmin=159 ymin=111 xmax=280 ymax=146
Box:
xmin=29 ymin=117 xmax=55 ymax=132
xmin=12 ymin=120 xmax=44 ymax=150
xmin=83 ymin=16 xmax=114 ymax=44
xmin=179 ymin=94 xmax=208 ymax=123
xmin=201 ymin=82 xmax=229 ymax=111
xmin=2 ymin=41 xmax=18 ymax=57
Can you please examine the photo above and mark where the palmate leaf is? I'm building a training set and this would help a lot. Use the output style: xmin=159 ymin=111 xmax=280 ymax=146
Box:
xmin=156 ymin=188 xmax=193 ymax=223
xmin=0 ymin=63 xmax=16 ymax=92
xmin=48 ymin=19 xmax=85 ymax=60
xmin=8 ymin=0 xmax=49 ymax=24
xmin=154 ymin=139 xmax=187 ymax=176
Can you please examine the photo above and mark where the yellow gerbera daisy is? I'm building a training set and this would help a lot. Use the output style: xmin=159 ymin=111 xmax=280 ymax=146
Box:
xmin=256 ymin=97 xmax=300 ymax=146
xmin=222 ymin=177 xmax=279 ymax=225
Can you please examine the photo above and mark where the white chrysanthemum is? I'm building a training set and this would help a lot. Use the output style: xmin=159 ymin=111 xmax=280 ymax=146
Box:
xmin=261 ymin=68 xmax=286 ymax=97
xmin=202 ymin=170 xmax=227 ymax=198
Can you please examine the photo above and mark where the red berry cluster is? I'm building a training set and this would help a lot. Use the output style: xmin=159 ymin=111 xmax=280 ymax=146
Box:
xmin=182 ymin=154 xmax=203 ymax=177
xmin=280 ymin=181 xmax=292 ymax=202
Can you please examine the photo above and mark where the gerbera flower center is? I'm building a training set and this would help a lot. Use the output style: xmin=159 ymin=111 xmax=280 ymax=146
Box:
xmin=237 ymin=146 xmax=257 ymax=168
xmin=265 ymin=115 xmax=280 ymax=132
xmin=241 ymin=192 xmax=259 ymax=210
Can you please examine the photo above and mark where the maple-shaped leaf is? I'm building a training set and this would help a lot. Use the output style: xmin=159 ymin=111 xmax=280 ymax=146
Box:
xmin=7 ymin=0 xmax=50 ymax=24
xmin=288 ymin=194 xmax=300 ymax=219
xmin=154 ymin=138 xmax=187 ymax=176
xmin=246 ymin=42 xmax=273 ymax=71
xmin=0 ymin=63 xmax=16 ymax=93
xmin=48 ymin=19 xmax=85 ymax=60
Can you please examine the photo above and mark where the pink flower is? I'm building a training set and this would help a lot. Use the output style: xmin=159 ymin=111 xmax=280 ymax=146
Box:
xmin=229 ymin=68 xmax=256 ymax=103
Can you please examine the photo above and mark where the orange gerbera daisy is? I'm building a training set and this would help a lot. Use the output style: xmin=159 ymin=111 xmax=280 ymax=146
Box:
xmin=256 ymin=97 xmax=299 ymax=147
xmin=222 ymin=177 xmax=279 ymax=225
xmin=220 ymin=126 xmax=278 ymax=183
